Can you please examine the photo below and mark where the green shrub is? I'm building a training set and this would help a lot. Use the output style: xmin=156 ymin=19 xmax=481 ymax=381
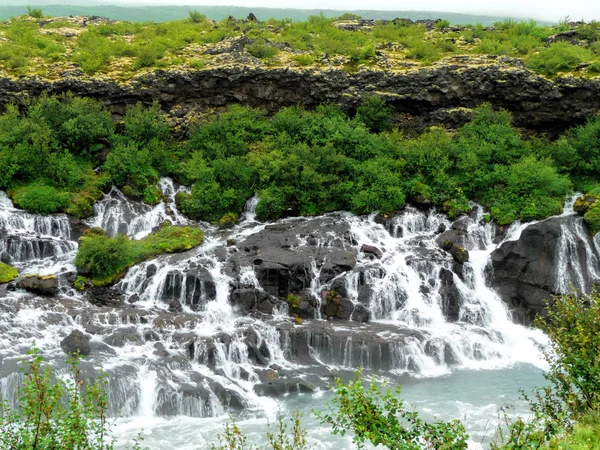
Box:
xmin=26 ymin=6 xmax=44 ymax=19
xmin=291 ymin=54 xmax=315 ymax=66
xmin=246 ymin=40 xmax=279 ymax=59
xmin=11 ymin=185 xmax=71 ymax=215
xmin=356 ymin=96 xmax=393 ymax=133
xmin=187 ymin=10 xmax=206 ymax=24
xmin=315 ymin=370 xmax=469 ymax=449
xmin=0 ymin=346 xmax=142 ymax=450
xmin=0 ymin=263 xmax=18 ymax=283
xmin=75 ymin=223 xmax=204 ymax=285
xmin=255 ymin=188 xmax=288 ymax=222
xmin=584 ymin=202 xmax=600 ymax=234
xmin=527 ymin=43 xmax=595 ymax=76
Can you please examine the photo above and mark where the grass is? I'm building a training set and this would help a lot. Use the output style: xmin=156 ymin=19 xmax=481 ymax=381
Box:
xmin=75 ymin=222 xmax=204 ymax=286
xmin=0 ymin=263 xmax=18 ymax=283
xmin=0 ymin=14 xmax=599 ymax=78
xmin=548 ymin=411 xmax=600 ymax=449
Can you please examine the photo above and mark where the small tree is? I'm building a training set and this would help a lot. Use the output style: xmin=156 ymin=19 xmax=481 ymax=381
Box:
xmin=0 ymin=346 xmax=142 ymax=450
xmin=356 ymin=96 xmax=393 ymax=133
xmin=26 ymin=6 xmax=44 ymax=18
xmin=314 ymin=370 xmax=469 ymax=449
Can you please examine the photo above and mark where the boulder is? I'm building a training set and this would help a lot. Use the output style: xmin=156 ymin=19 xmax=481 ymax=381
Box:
xmin=490 ymin=216 xmax=600 ymax=323
xmin=360 ymin=244 xmax=383 ymax=259
xmin=438 ymin=268 xmax=461 ymax=321
xmin=60 ymin=330 xmax=91 ymax=356
xmin=17 ymin=274 xmax=59 ymax=296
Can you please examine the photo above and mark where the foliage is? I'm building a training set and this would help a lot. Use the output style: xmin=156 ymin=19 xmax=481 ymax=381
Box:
xmin=0 ymin=346 xmax=142 ymax=450
xmin=11 ymin=184 xmax=71 ymax=215
xmin=246 ymin=40 xmax=279 ymax=59
xmin=527 ymin=43 xmax=595 ymax=76
xmin=25 ymin=6 xmax=44 ymax=19
xmin=355 ymin=96 xmax=393 ymax=133
xmin=210 ymin=411 xmax=312 ymax=450
xmin=187 ymin=10 xmax=207 ymax=24
xmin=493 ymin=291 xmax=600 ymax=449
xmin=0 ymin=262 xmax=18 ymax=283
xmin=584 ymin=202 xmax=600 ymax=235
xmin=315 ymin=371 xmax=469 ymax=449
xmin=75 ymin=223 xmax=204 ymax=285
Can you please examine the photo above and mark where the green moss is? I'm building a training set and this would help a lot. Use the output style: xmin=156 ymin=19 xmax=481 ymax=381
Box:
xmin=73 ymin=275 xmax=90 ymax=291
xmin=75 ymin=222 xmax=204 ymax=285
xmin=0 ymin=263 xmax=18 ymax=283
xmin=218 ymin=212 xmax=238 ymax=228
xmin=584 ymin=202 xmax=600 ymax=235
xmin=287 ymin=293 xmax=300 ymax=309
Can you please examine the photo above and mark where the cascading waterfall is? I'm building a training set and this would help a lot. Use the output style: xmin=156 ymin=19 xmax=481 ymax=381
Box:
xmin=1 ymin=184 xmax=599 ymax=449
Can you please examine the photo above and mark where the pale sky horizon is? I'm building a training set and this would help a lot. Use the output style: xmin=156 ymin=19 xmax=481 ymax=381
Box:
xmin=111 ymin=0 xmax=600 ymax=22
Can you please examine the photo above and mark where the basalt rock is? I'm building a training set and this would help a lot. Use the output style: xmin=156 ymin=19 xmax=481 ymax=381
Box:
xmin=60 ymin=329 xmax=91 ymax=356
xmin=2 ymin=60 xmax=599 ymax=136
xmin=17 ymin=274 xmax=59 ymax=296
xmin=490 ymin=215 xmax=600 ymax=323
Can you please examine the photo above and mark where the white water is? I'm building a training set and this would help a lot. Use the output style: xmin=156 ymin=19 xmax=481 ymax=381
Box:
xmin=1 ymin=186 xmax=599 ymax=449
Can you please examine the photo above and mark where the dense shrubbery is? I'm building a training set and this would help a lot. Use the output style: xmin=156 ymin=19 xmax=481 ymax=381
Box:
xmin=75 ymin=223 xmax=203 ymax=285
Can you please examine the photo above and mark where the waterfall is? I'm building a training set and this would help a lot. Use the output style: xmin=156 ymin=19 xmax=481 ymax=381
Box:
xmin=1 ymin=187 xmax=599 ymax=449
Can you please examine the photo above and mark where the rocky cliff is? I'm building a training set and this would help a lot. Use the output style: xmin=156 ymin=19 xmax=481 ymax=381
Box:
xmin=1 ymin=57 xmax=600 ymax=135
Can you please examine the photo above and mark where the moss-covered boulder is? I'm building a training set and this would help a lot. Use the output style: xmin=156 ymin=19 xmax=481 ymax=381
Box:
xmin=17 ymin=274 xmax=59 ymax=295
xmin=0 ymin=263 xmax=18 ymax=284
xmin=584 ymin=202 xmax=600 ymax=235
xmin=75 ymin=222 xmax=204 ymax=286
xmin=574 ymin=194 xmax=598 ymax=215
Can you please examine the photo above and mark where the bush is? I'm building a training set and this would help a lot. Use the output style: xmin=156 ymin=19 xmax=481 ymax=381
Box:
xmin=246 ymin=40 xmax=279 ymax=59
xmin=356 ymin=96 xmax=393 ymax=133
xmin=527 ymin=43 xmax=595 ymax=76
xmin=11 ymin=184 xmax=71 ymax=215
xmin=584 ymin=202 xmax=600 ymax=234
xmin=187 ymin=10 xmax=206 ymax=24
xmin=25 ymin=6 xmax=43 ymax=19
xmin=315 ymin=370 xmax=469 ymax=449
xmin=0 ymin=346 xmax=142 ymax=450
xmin=75 ymin=223 xmax=204 ymax=285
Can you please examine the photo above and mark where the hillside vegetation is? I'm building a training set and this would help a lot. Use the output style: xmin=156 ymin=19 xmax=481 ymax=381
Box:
xmin=0 ymin=13 xmax=599 ymax=79
xmin=0 ymin=94 xmax=599 ymax=231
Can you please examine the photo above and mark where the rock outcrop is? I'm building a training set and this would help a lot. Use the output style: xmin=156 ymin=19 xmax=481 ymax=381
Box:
xmin=490 ymin=215 xmax=600 ymax=323
xmin=2 ymin=59 xmax=599 ymax=135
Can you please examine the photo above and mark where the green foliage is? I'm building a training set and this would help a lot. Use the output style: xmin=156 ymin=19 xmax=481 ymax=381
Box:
xmin=188 ymin=10 xmax=207 ymax=24
xmin=73 ymin=275 xmax=91 ymax=291
xmin=527 ymin=43 xmax=595 ymax=76
xmin=246 ymin=40 xmax=279 ymax=59
xmin=291 ymin=54 xmax=314 ymax=66
xmin=356 ymin=96 xmax=393 ymax=133
xmin=75 ymin=223 xmax=204 ymax=285
xmin=210 ymin=411 xmax=311 ymax=450
xmin=286 ymin=294 xmax=300 ymax=309
xmin=494 ymin=290 xmax=600 ymax=449
xmin=314 ymin=370 xmax=469 ymax=449
xmin=584 ymin=203 xmax=600 ymax=235
xmin=0 ymin=346 xmax=142 ymax=450
xmin=0 ymin=262 xmax=18 ymax=283
xmin=11 ymin=184 xmax=71 ymax=215
xmin=25 ymin=6 xmax=44 ymax=19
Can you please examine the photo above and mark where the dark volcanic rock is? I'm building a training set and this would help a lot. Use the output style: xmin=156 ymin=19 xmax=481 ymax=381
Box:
xmin=2 ymin=60 xmax=598 ymax=138
xmin=438 ymin=268 xmax=461 ymax=321
xmin=60 ymin=329 xmax=91 ymax=356
xmin=17 ymin=275 xmax=59 ymax=296
xmin=490 ymin=216 xmax=600 ymax=323
xmin=236 ymin=217 xmax=357 ymax=298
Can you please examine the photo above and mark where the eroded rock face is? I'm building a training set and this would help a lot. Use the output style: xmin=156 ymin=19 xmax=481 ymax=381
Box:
xmin=2 ymin=61 xmax=599 ymax=136
xmin=490 ymin=215 xmax=600 ymax=323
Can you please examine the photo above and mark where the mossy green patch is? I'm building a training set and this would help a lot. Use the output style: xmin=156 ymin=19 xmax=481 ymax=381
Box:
xmin=0 ymin=263 xmax=18 ymax=283
xmin=75 ymin=222 xmax=204 ymax=285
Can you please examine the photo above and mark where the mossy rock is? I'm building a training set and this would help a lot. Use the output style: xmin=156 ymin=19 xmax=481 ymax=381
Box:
xmin=584 ymin=202 xmax=600 ymax=235
xmin=574 ymin=194 xmax=598 ymax=215
xmin=0 ymin=263 xmax=18 ymax=284
xmin=218 ymin=212 xmax=238 ymax=229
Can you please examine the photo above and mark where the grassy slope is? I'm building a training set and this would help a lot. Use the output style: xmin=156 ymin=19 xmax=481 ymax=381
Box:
xmin=0 ymin=5 xmax=543 ymax=25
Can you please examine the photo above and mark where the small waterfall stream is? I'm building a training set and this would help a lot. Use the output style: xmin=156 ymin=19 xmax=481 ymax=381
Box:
xmin=1 ymin=183 xmax=599 ymax=448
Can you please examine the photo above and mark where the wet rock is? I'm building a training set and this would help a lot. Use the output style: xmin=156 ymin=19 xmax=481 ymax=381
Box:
xmin=86 ymin=286 xmax=124 ymax=306
xmin=17 ymin=274 xmax=59 ymax=296
xmin=490 ymin=215 xmax=600 ymax=323
xmin=256 ymin=368 xmax=280 ymax=382
xmin=350 ymin=303 xmax=371 ymax=322
xmin=168 ymin=299 xmax=183 ymax=312
xmin=209 ymin=381 xmax=247 ymax=410
xmin=230 ymin=288 xmax=275 ymax=313
xmin=104 ymin=327 xmax=143 ymax=347
xmin=162 ymin=268 xmax=216 ymax=307
xmin=89 ymin=341 xmax=117 ymax=356
xmin=360 ymin=244 xmax=383 ymax=259
xmin=574 ymin=194 xmax=598 ymax=215
xmin=128 ymin=293 xmax=140 ymax=304
xmin=438 ymin=268 xmax=461 ymax=321
xmin=60 ymin=330 xmax=91 ymax=356
xmin=0 ymin=251 xmax=11 ymax=264
xmin=153 ymin=342 xmax=169 ymax=357
xmin=253 ymin=378 xmax=317 ymax=397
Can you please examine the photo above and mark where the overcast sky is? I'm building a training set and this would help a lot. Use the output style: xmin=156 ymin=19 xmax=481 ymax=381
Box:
xmin=116 ymin=0 xmax=600 ymax=22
